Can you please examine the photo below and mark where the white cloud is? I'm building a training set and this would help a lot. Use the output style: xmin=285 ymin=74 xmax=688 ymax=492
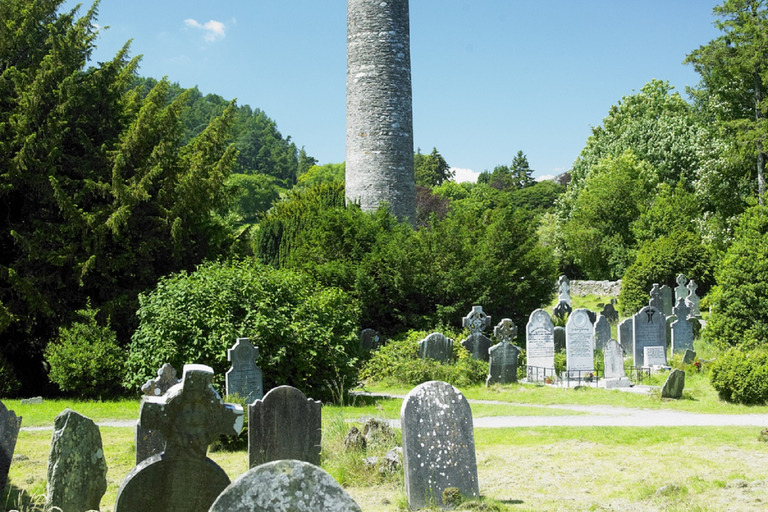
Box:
xmin=184 ymin=18 xmax=226 ymax=42
xmin=451 ymin=167 xmax=480 ymax=183
xmin=535 ymin=174 xmax=555 ymax=182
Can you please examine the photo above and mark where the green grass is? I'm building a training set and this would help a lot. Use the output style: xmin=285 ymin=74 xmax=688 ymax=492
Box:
xmin=7 ymin=399 xmax=140 ymax=427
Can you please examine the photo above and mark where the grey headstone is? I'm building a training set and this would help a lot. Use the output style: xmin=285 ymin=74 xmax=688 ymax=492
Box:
xmin=686 ymin=280 xmax=701 ymax=317
xmin=585 ymin=309 xmax=597 ymax=324
xmin=360 ymin=328 xmax=380 ymax=352
xmin=526 ymin=309 xmax=555 ymax=382
xmin=462 ymin=306 xmax=492 ymax=361
xmin=209 ymin=459 xmax=362 ymax=512
xmin=649 ymin=283 xmax=664 ymax=311
xmin=632 ymin=306 xmax=666 ymax=367
xmin=644 ymin=346 xmax=667 ymax=367
xmin=661 ymin=369 xmax=686 ymax=399
xmin=462 ymin=305 xmax=491 ymax=334
xmin=0 ymin=400 xmax=21 ymax=493
xmin=115 ymin=364 xmax=243 ymax=512
xmin=665 ymin=315 xmax=677 ymax=350
xmin=417 ymin=332 xmax=453 ymax=363
xmin=487 ymin=319 xmax=521 ymax=386
xmin=566 ymin=308 xmax=594 ymax=377
xmin=593 ymin=314 xmax=611 ymax=351
xmin=248 ymin=385 xmax=322 ymax=467
xmin=46 ymin=409 xmax=107 ymax=512
xmin=402 ymin=381 xmax=479 ymax=509
xmin=682 ymin=349 xmax=697 ymax=365
xmin=600 ymin=302 xmax=619 ymax=323
xmin=554 ymin=326 xmax=566 ymax=352
xmin=618 ymin=318 xmax=633 ymax=356
xmin=603 ymin=339 xmax=630 ymax=389
xmin=226 ymin=338 xmax=263 ymax=403
xmin=671 ymin=298 xmax=694 ymax=355
xmin=136 ymin=363 xmax=180 ymax=464
xmin=553 ymin=300 xmax=572 ymax=320
xmin=675 ymin=274 xmax=688 ymax=302
xmin=558 ymin=275 xmax=571 ymax=305
xmin=660 ymin=285 xmax=673 ymax=316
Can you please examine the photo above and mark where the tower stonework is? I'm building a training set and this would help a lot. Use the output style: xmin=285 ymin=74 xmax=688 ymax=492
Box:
xmin=346 ymin=0 xmax=415 ymax=223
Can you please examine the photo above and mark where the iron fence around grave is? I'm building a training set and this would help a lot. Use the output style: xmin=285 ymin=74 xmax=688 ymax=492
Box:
xmin=626 ymin=365 xmax=652 ymax=384
xmin=527 ymin=365 xmax=652 ymax=387
xmin=526 ymin=365 xmax=558 ymax=384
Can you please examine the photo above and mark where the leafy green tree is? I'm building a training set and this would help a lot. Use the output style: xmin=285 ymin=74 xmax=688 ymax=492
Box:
xmin=510 ymin=150 xmax=535 ymax=189
xmin=227 ymin=173 xmax=282 ymax=223
xmin=478 ymin=151 xmax=535 ymax=190
xmin=296 ymin=163 xmax=345 ymax=189
xmin=414 ymin=147 xmax=453 ymax=187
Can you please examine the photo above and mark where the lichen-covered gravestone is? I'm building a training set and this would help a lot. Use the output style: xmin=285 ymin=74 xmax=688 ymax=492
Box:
xmin=461 ymin=306 xmax=492 ymax=362
xmin=566 ymin=308 xmax=594 ymax=378
xmin=525 ymin=309 xmax=555 ymax=382
xmin=671 ymin=298 xmax=694 ymax=355
xmin=248 ymin=385 xmax=322 ymax=467
xmin=401 ymin=381 xmax=479 ymax=509
xmin=136 ymin=363 xmax=180 ymax=464
xmin=226 ymin=337 xmax=263 ymax=403
xmin=209 ymin=459 xmax=362 ymax=512
xmin=487 ymin=319 xmax=521 ymax=386
xmin=661 ymin=369 xmax=686 ymax=399
xmin=632 ymin=306 xmax=666 ymax=367
xmin=603 ymin=339 xmax=630 ymax=389
xmin=45 ymin=409 xmax=107 ymax=512
xmin=0 ymin=400 xmax=21 ymax=494
xmin=618 ymin=318 xmax=633 ymax=357
xmin=675 ymin=273 xmax=688 ymax=302
xmin=417 ymin=332 xmax=453 ymax=363
xmin=114 ymin=364 xmax=243 ymax=512
xmin=682 ymin=349 xmax=697 ymax=365
xmin=593 ymin=314 xmax=611 ymax=351
xmin=686 ymin=279 xmax=701 ymax=317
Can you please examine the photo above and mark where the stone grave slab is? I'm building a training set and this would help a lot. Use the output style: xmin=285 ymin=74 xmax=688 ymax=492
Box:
xmin=487 ymin=319 xmax=521 ymax=385
xmin=248 ymin=385 xmax=322 ymax=467
xmin=661 ymin=369 xmax=686 ymax=399
xmin=209 ymin=459 xmax=362 ymax=512
xmin=566 ymin=308 xmax=594 ymax=377
xmin=671 ymin=298 xmax=694 ymax=355
xmin=46 ymin=409 xmax=107 ymax=512
xmin=136 ymin=363 xmax=180 ymax=464
xmin=417 ymin=332 xmax=453 ymax=363
xmin=593 ymin=314 xmax=611 ymax=351
xmin=0 ymin=401 xmax=21 ymax=494
xmin=226 ymin=337 xmax=263 ymax=403
xmin=660 ymin=284 xmax=673 ymax=316
xmin=526 ymin=309 xmax=555 ymax=382
xmin=643 ymin=346 xmax=667 ymax=367
xmin=114 ymin=364 xmax=243 ymax=512
xmin=618 ymin=318 xmax=633 ymax=356
xmin=632 ymin=306 xmax=666 ymax=367
xmin=401 ymin=381 xmax=479 ymax=509
xmin=603 ymin=339 xmax=630 ymax=389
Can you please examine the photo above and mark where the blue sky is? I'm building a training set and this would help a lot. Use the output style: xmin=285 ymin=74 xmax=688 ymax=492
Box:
xmin=64 ymin=1 xmax=723 ymax=181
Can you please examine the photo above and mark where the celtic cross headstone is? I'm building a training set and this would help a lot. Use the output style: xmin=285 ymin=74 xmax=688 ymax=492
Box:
xmin=136 ymin=363 xmax=180 ymax=464
xmin=487 ymin=318 xmax=521 ymax=385
xmin=461 ymin=306 xmax=492 ymax=361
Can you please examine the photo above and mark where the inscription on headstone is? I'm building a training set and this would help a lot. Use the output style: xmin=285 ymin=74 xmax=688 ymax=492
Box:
xmin=566 ymin=308 xmax=594 ymax=377
xmin=226 ymin=338 xmax=263 ymax=403
xmin=417 ymin=332 xmax=453 ymax=363
xmin=526 ymin=309 xmax=555 ymax=382
xmin=487 ymin=319 xmax=521 ymax=386
xmin=644 ymin=346 xmax=667 ymax=367
xmin=136 ymin=363 xmax=180 ymax=464
xmin=0 ymin=401 xmax=21 ymax=494
xmin=632 ymin=306 xmax=666 ymax=367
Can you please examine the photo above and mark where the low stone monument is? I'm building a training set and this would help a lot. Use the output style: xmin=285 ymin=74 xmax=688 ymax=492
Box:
xmin=661 ymin=369 xmax=686 ymax=399
xmin=401 ymin=381 xmax=479 ymax=509
xmin=487 ymin=318 xmax=521 ymax=386
xmin=566 ymin=308 xmax=594 ymax=378
xmin=461 ymin=305 xmax=492 ymax=362
xmin=136 ymin=363 xmax=180 ymax=464
xmin=46 ymin=409 xmax=107 ymax=512
xmin=248 ymin=385 xmax=322 ymax=467
xmin=603 ymin=339 xmax=630 ymax=389
xmin=226 ymin=337 xmax=263 ymax=403
xmin=0 ymin=401 xmax=21 ymax=495
xmin=209 ymin=459 xmax=362 ymax=512
xmin=671 ymin=298 xmax=694 ymax=355
xmin=114 ymin=364 xmax=243 ymax=512
xmin=417 ymin=332 xmax=453 ymax=363
xmin=632 ymin=306 xmax=666 ymax=367
xmin=593 ymin=314 xmax=611 ymax=351
xmin=526 ymin=309 xmax=555 ymax=382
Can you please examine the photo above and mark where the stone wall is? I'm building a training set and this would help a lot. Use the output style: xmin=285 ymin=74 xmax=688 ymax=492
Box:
xmin=570 ymin=280 xmax=621 ymax=298
xmin=346 ymin=0 xmax=416 ymax=224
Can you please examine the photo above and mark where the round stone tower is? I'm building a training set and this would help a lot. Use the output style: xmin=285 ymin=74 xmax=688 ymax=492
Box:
xmin=346 ymin=0 xmax=415 ymax=224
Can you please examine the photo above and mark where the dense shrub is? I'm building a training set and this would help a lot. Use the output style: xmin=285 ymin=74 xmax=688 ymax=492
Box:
xmin=0 ymin=353 xmax=21 ymax=397
xmin=125 ymin=260 xmax=361 ymax=401
xmin=710 ymin=348 xmax=768 ymax=404
xmin=44 ymin=307 xmax=125 ymax=397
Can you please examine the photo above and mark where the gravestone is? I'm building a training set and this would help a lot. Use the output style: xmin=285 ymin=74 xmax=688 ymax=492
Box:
xmin=671 ymin=298 xmax=694 ymax=355
xmin=554 ymin=326 xmax=566 ymax=352
xmin=675 ymin=273 xmax=688 ymax=302
xmin=665 ymin=315 xmax=676 ymax=350
xmin=526 ymin=309 xmax=555 ymax=382
xmin=585 ymin=309 xmax=597 ymax=324
xmin=114 ymin=364 xmax=243 ymax=512
xmin=136 ymin=363 xmax=180 ymax=464
xmin=19 ymin=397 xmax=42 ymax=405
xmin=566 ymin=308 xmax=594 ymax=377
xmin=417 ymin=332 xmax=453 ymax=363
xmin=248 ymin=385 xmax=322 ymax=467
xmin=461 ymin=306 xmax=493 ymax=361
xmin=226 ymin=338 xmax=263 ymax=403
xmin=660 ymin=284 xmax=673 ymax=316
xmin=632 ymin=306 xmax=666 ymax=367
xmin=603 ymin=339 xmax=630 ymax=389
xmin=0 ymin=401 xmax=21 ymax=494
xmin=209 ymin=459 xmax=362 ymax=512
xmin=46 ymin=409 xmax=107 ymax=512
xmin=401 ymin=381 xmax=479 ymax=509
xmin=360 ymin=328 xmax=380 ymax=352
xmin=558 ymin=275 xmax=571 ymax=305
xmin=487 ymin=319 xmax=521 ymax=386
xmin=644 ymin=346 xmax=667 ymax=367
xmin=593 ymin=314 xmax=611 ymax=351
xmin=686 ymin=279 xmax=701 ymax=317
xmin=618 ymin=318 xmax=633 ymax=356
xmin=661 ymin=369 xmax=686 ymax=399
xmin=600 ymin=302 xmax=619 ymax=323
xmin=553 ymin=300 xmax=572 ymax=320
xmin=649 ymin=283 xmax=664 ymax=311
xmin=682 ymin=349 xmax=697 ymax=365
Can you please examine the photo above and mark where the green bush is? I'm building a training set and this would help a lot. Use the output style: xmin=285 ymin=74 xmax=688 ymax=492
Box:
xmin=45 ymin=307 xmax=125 ymax=397
xmin=360 ymin=330 xmax=488 ymax=388
xmin=0 ymin=352 xmax=21 ymax=397
xmin=710 ymin=348 xmax=768 ymax=404
xmin=125 ymin=260 xmax=361 ymax=402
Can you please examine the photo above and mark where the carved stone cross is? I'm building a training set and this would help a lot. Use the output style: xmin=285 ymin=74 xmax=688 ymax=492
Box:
xmin=493 ymin=318 xmax=517 ymax=344
xmin=463 ymin=305 xmax=491 ymax=335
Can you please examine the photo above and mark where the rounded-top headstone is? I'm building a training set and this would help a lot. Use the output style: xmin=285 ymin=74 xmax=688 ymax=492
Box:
xmin=209 ymin=459 xmax=362 ymax=512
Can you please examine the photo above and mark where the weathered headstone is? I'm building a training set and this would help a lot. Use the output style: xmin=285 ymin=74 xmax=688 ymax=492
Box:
xmin=632 ymin=306 xmax=666 ymax=367
xmin=209 ymin=459 xmax=362 ymax=512
xmin=682 ymin=349 xmax=697 ymax=365
xmin=487 ymin=318 xmax=521 ymax=386
xmin=643 ymin=346 xmax=667 ymax=367
xmin=558 ymin=275 xmax=571 ymax=305
xmin=661 ymin=369 xmax=686 ymax=399
xmin=686 ymin=279 xmax=701 ymax=317
xmin=417 ymin=332 xmax=453 ymax=363
xmin=553 ymin=300 xmax=572 ymax=320
xmin=675 ymin=273 xmax=688 ymax=302
xmin=649 ymin=283 xmax=664 ymax=311
xmin=526 ymin=309 xmax=555 ymax=382
xmin=566 ymin=308 xmax=594 ymax=377
xmin=136 ymin=363 xmax=180 ymax=464
xmin=603 ymin=339 xmax=630 ymax=389
xmin=248 ymin=385 xmax=322 ymax=467
xmin=360 ymin=328 xmax=380 ymax=352
xmin=114 ymin=364 xmax=243 ymax=512
xmin=671 ymin=298 xmax=694 ymax=355
xmin=600 ymin=302 xmax=619 ymax=323
xmin=554 ymin=326 xmax=566 ymax=352
xmin=46 ymin=409 xmax=107 ymax=512
xmin=593 ymin=314 xmax=611 ymax=351
xmin=660 ymin=285 xmax=673 ymax=317
xmin=461 ymin=306 xmax=492 ymax=361
xmin=0 ymin=401 xmax=21 ymax=494
xmin=226 ymin=337 xmax=263 ymax=403
xmin=618 ymin=318 xmax=633 ymax=356
xmin=401 ymin=381 xmax=479 ymax=509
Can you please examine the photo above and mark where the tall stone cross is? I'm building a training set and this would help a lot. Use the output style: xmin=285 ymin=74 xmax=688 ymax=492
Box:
xmin=136 ymin=363 xmax=181 ymax=464
xmin=675 ymin=273 xmax=688 ymax=302
xmin=686 ymin=279 xmax=701 ymax=316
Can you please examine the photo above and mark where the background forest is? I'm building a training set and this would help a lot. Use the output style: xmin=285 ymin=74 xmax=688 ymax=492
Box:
xmin=2 ymin=0 xmax=768 ymax=402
